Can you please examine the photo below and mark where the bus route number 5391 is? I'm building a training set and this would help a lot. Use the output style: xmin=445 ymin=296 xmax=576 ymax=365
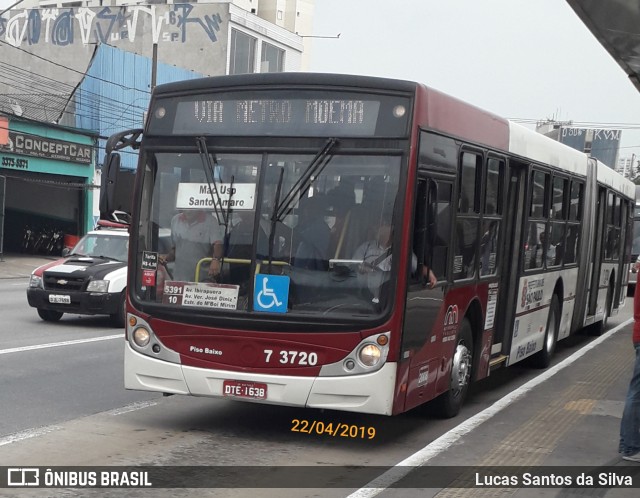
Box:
xmin=264 ymin=349 xmax=318 ymax=366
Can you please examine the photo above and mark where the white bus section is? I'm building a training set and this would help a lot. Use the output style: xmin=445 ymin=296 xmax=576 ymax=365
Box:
xmin=508 ymin=268 xmax=578 ymax=365
xmin=508 ymin=121 xmax=588 ymax=176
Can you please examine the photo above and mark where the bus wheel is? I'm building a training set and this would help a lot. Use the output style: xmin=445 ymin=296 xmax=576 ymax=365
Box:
xmin=37 ymin=308 xmax=63 ymax=322
xmin=531 ymin=295 xmax=560 ymax=368
xmin=591 ymin=284 xmax=612 ymax=336
xmin=434 ymin=319 xmax=473 ymax=418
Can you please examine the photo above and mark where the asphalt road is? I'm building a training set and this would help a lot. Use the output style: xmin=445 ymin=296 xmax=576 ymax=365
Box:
xmin=0 ymin=277 xmax=161 ymax=437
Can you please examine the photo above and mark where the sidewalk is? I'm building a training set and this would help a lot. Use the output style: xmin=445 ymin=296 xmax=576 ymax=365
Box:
xmin=387 ymin=318 xmax=640 ymax=498
xmin=0 ymin=252 xmax=60 ymax=279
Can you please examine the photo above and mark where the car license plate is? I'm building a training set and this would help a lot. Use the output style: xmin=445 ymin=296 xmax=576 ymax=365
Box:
xmin=49 ymin=294 xmax=71 ymax=304
xmin=222 ymin=380 xmax=267 ymax=399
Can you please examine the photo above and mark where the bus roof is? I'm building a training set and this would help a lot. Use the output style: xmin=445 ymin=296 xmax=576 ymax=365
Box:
xmin=508 ymin=121 xmax=589 ymax=177
xmin=596 ymin=159 xmax=636 ymax=199
xmin=152 ymin=72 xmax=420 ymax=96
xmin=151 ymin=72 xmax=632 ymax=197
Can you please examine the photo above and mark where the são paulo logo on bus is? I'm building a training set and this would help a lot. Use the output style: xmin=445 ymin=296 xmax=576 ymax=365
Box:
xmin=521 ymin=278 xmax=545 ymax=308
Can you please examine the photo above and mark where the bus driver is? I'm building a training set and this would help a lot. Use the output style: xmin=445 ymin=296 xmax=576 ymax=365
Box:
xmin=353 ymin=222 xmax=437 ymax=288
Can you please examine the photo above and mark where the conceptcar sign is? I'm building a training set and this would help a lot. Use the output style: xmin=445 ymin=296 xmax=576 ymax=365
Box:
xmin=0 ymin=131 xmax=92 ymax=165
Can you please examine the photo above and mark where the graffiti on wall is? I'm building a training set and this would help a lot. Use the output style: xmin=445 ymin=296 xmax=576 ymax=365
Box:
xmin=0 ymin=5 xmax=223 ymax=47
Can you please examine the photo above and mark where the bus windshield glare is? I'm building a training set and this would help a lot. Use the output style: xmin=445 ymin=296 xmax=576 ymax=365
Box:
xmin=135 ymin=150 xmax=402 ymax=318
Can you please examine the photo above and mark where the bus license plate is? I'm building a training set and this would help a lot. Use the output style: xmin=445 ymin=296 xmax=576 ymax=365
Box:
xmin=49 ymin=294 xmax=71 ymax=304
xmin=222 ymin=380 xmax=267 ymax=400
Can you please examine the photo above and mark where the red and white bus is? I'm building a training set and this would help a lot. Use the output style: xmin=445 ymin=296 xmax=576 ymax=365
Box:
xmin=102 ymin=73 xmax=634 ymax=417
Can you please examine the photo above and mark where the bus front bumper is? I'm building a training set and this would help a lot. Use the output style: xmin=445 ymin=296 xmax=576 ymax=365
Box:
xmin=124 ymin=343 xmax=396 ymax=415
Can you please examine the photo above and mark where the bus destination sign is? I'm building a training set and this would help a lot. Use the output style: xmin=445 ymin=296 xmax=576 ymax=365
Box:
xmin=149 ymin=91 xmax=411 ymax=138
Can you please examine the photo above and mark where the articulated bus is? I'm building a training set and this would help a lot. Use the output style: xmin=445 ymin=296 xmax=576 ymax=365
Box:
xmin=102 ymin=73 xmax=634 ymax=417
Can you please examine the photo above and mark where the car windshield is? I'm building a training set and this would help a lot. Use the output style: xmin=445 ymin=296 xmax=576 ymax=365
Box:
xmin=134 ymin=151 xmax=402 ymax=318
xmin=72 ymin=233 xmax=129 ymax=262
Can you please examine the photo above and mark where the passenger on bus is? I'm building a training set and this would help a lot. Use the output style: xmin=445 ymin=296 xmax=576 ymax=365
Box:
xmin=158 ymin=209 xmax=225 ymax=282
xmin=326 ymin=181 xmax=356 ymax=257
xmin=480 ymin=220 xmax=499 ymax=276
xmin=530 ymin=231 xmax=553 ymax=269
xmin=293 ymin=194 xmax=331 ymax=271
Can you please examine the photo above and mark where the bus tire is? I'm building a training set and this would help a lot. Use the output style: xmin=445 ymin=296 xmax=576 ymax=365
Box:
xmin=110 ymin=291 xmax=126 ymax=329
xmin=434 ymin=318 xmax=473 ymax=418
xmin=591 ymin=283 xmax=613 ymax=336
xmin=531 ymin=294 xmax=560 ymax=368
xmin=37 ymin=308 xmax=63 ymax=322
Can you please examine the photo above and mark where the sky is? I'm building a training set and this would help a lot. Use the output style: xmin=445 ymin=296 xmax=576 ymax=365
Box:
xmin=309 ymin=0 xmax=640 ymax=165
xmin=2 ymin=0 xmax=640 ymax=164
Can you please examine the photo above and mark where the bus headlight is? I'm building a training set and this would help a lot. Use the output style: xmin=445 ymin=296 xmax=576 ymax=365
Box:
xmin=87 ymin=280 xmax=109 ymax=292
xmin=132 ymin=327 xmax=151 ymax=347
xmin=359 ymin=344 xmax=381 ymax=367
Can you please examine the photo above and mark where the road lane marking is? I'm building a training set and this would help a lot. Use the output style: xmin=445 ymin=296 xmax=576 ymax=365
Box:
xmin=0 ymin=400 xmax=161 ymax=448
xmin=346 ymin=318 xmax=633 ymax=498
xmin=0 ymin=425 xmax=62 ymax=447
xmin=107 ymin=400 xmax=161 ymax=415
xmin=0 ymin=400 xmax=161 ymax=446
xmin=0 ymin=334 xmax=122 ymax=355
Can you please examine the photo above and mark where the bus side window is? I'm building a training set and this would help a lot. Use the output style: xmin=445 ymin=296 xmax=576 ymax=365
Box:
xmin=412 ymin=179 xmax=428 ymax=276
xmin=564 ymin=180 xmax=583 ymax=264
xmin=412 ymin=177 xmax=452 ymax=284
xmin=525 ymin=170 xmax=550 ymax=270
xmin=480 ymin=157 xmax=504 ymax=277
xmin=432 ymin=181 xmax=453 ymax=281
xmin=454 ymin=151 xmax=481 ymax=279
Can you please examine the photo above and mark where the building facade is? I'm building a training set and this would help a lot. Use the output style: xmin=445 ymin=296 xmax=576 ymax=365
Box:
xmin=0 ymin=1 xmax=312 ymax=250
xmin=0 ymin=113 xmax=98 ymax=252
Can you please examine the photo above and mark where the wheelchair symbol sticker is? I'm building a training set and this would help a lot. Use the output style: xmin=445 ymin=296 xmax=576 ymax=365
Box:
xmin=254 ymin=274 xmax=289 ymax=313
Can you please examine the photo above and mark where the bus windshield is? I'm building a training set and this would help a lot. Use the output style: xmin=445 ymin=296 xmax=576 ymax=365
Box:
xmin=134 ymin=150 xmax=402 ymax=318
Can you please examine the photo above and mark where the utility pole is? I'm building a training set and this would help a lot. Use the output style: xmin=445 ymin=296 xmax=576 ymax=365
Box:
xmin=151 ymin=43 xmax=158 ymax=92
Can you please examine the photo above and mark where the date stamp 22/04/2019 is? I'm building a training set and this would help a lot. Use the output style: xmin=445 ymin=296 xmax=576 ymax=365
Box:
xmin=291 ymin=419 xmax=376 ymax=440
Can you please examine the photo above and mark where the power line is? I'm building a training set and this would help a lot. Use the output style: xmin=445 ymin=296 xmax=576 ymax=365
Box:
xmin=510 ymin=117 xmax=640 ymax=130
xmin=0 ymin=39 xmax=152 ymax=95
xmin=0 ymin=60 xmax=149 ymax=123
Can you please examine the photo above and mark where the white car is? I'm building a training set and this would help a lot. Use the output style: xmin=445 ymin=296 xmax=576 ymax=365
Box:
xmin=27 ymin=224 xmax=129 ymax=326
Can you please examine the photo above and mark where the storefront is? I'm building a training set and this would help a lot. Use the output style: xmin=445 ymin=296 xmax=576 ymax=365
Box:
xmin=0 ymin=114 xmax=97 ymax=253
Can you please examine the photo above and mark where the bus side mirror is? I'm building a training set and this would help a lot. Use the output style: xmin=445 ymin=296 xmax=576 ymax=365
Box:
xmin=100 ymin=152 xmax=121 ymax=220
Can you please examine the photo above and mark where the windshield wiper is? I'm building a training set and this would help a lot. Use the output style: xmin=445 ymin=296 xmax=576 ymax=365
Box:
xmin=264 ymin=138 xmax=338 ymax=273
xmin=273 ymin=137 xmax=338 ymax=222
xmin=196 ymin=137 xmax=227 ymax=227
xmin=219 ymin=175 xmax=235 ymax=277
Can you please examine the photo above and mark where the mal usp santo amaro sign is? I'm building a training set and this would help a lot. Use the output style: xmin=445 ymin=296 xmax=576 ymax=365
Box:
xmin=175 ymin=183 xmax=256 ymax=210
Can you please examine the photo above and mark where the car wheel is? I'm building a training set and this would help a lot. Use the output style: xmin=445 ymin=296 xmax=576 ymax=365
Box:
xmin=37 ymin=308 xmax=63 ymax=322
xmin=110 ymin=291 xmax=126 ymax=328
